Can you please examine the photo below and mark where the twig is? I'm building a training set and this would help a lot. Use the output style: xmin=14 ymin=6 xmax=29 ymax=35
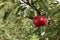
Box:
xmin=22 ymin=0 xmax=41 ymax=15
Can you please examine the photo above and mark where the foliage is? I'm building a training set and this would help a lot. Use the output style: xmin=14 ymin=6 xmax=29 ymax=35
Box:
xmin=0 ymin=0 xmax=60 ymax=40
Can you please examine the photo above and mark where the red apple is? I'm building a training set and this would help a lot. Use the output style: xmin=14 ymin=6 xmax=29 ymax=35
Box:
xmin=33 ymin=15 xmax=47 ymax=27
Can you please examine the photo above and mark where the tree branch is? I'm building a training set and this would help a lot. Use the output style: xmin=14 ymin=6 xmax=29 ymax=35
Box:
xmin=22 ymin=0 xmax=41 ymax=15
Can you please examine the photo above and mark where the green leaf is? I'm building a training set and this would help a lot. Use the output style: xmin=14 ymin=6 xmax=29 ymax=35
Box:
xmin=15 ymin=6 xmax=27 ymax=17
xmin=0 ymin=2 xmax=6 ymax=9
xmin=21 ymin=7 xmax=27 ymax=11
xmin=3 ymin=9 xmax=11 ymax=21
xmin=51 ymin=8 xmax=60 ymax=17
xmin=15 ymin=6 xmax=20 ymax=16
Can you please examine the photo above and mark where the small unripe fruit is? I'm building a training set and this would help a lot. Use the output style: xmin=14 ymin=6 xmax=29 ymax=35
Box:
xmin=33 ymin=15 xmax=47 ymax=27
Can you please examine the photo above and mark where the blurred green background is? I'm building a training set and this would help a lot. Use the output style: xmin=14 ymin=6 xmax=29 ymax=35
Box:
xmin=0 ymin=0 xmax=60 ymax=40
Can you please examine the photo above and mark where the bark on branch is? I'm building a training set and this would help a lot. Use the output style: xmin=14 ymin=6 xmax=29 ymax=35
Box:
xmin=22 ymin=0 xmax=41 ymax=15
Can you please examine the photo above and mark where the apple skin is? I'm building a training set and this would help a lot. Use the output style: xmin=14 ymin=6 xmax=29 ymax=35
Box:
xmin=33 ymin=15 xmax=47 ymax=27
